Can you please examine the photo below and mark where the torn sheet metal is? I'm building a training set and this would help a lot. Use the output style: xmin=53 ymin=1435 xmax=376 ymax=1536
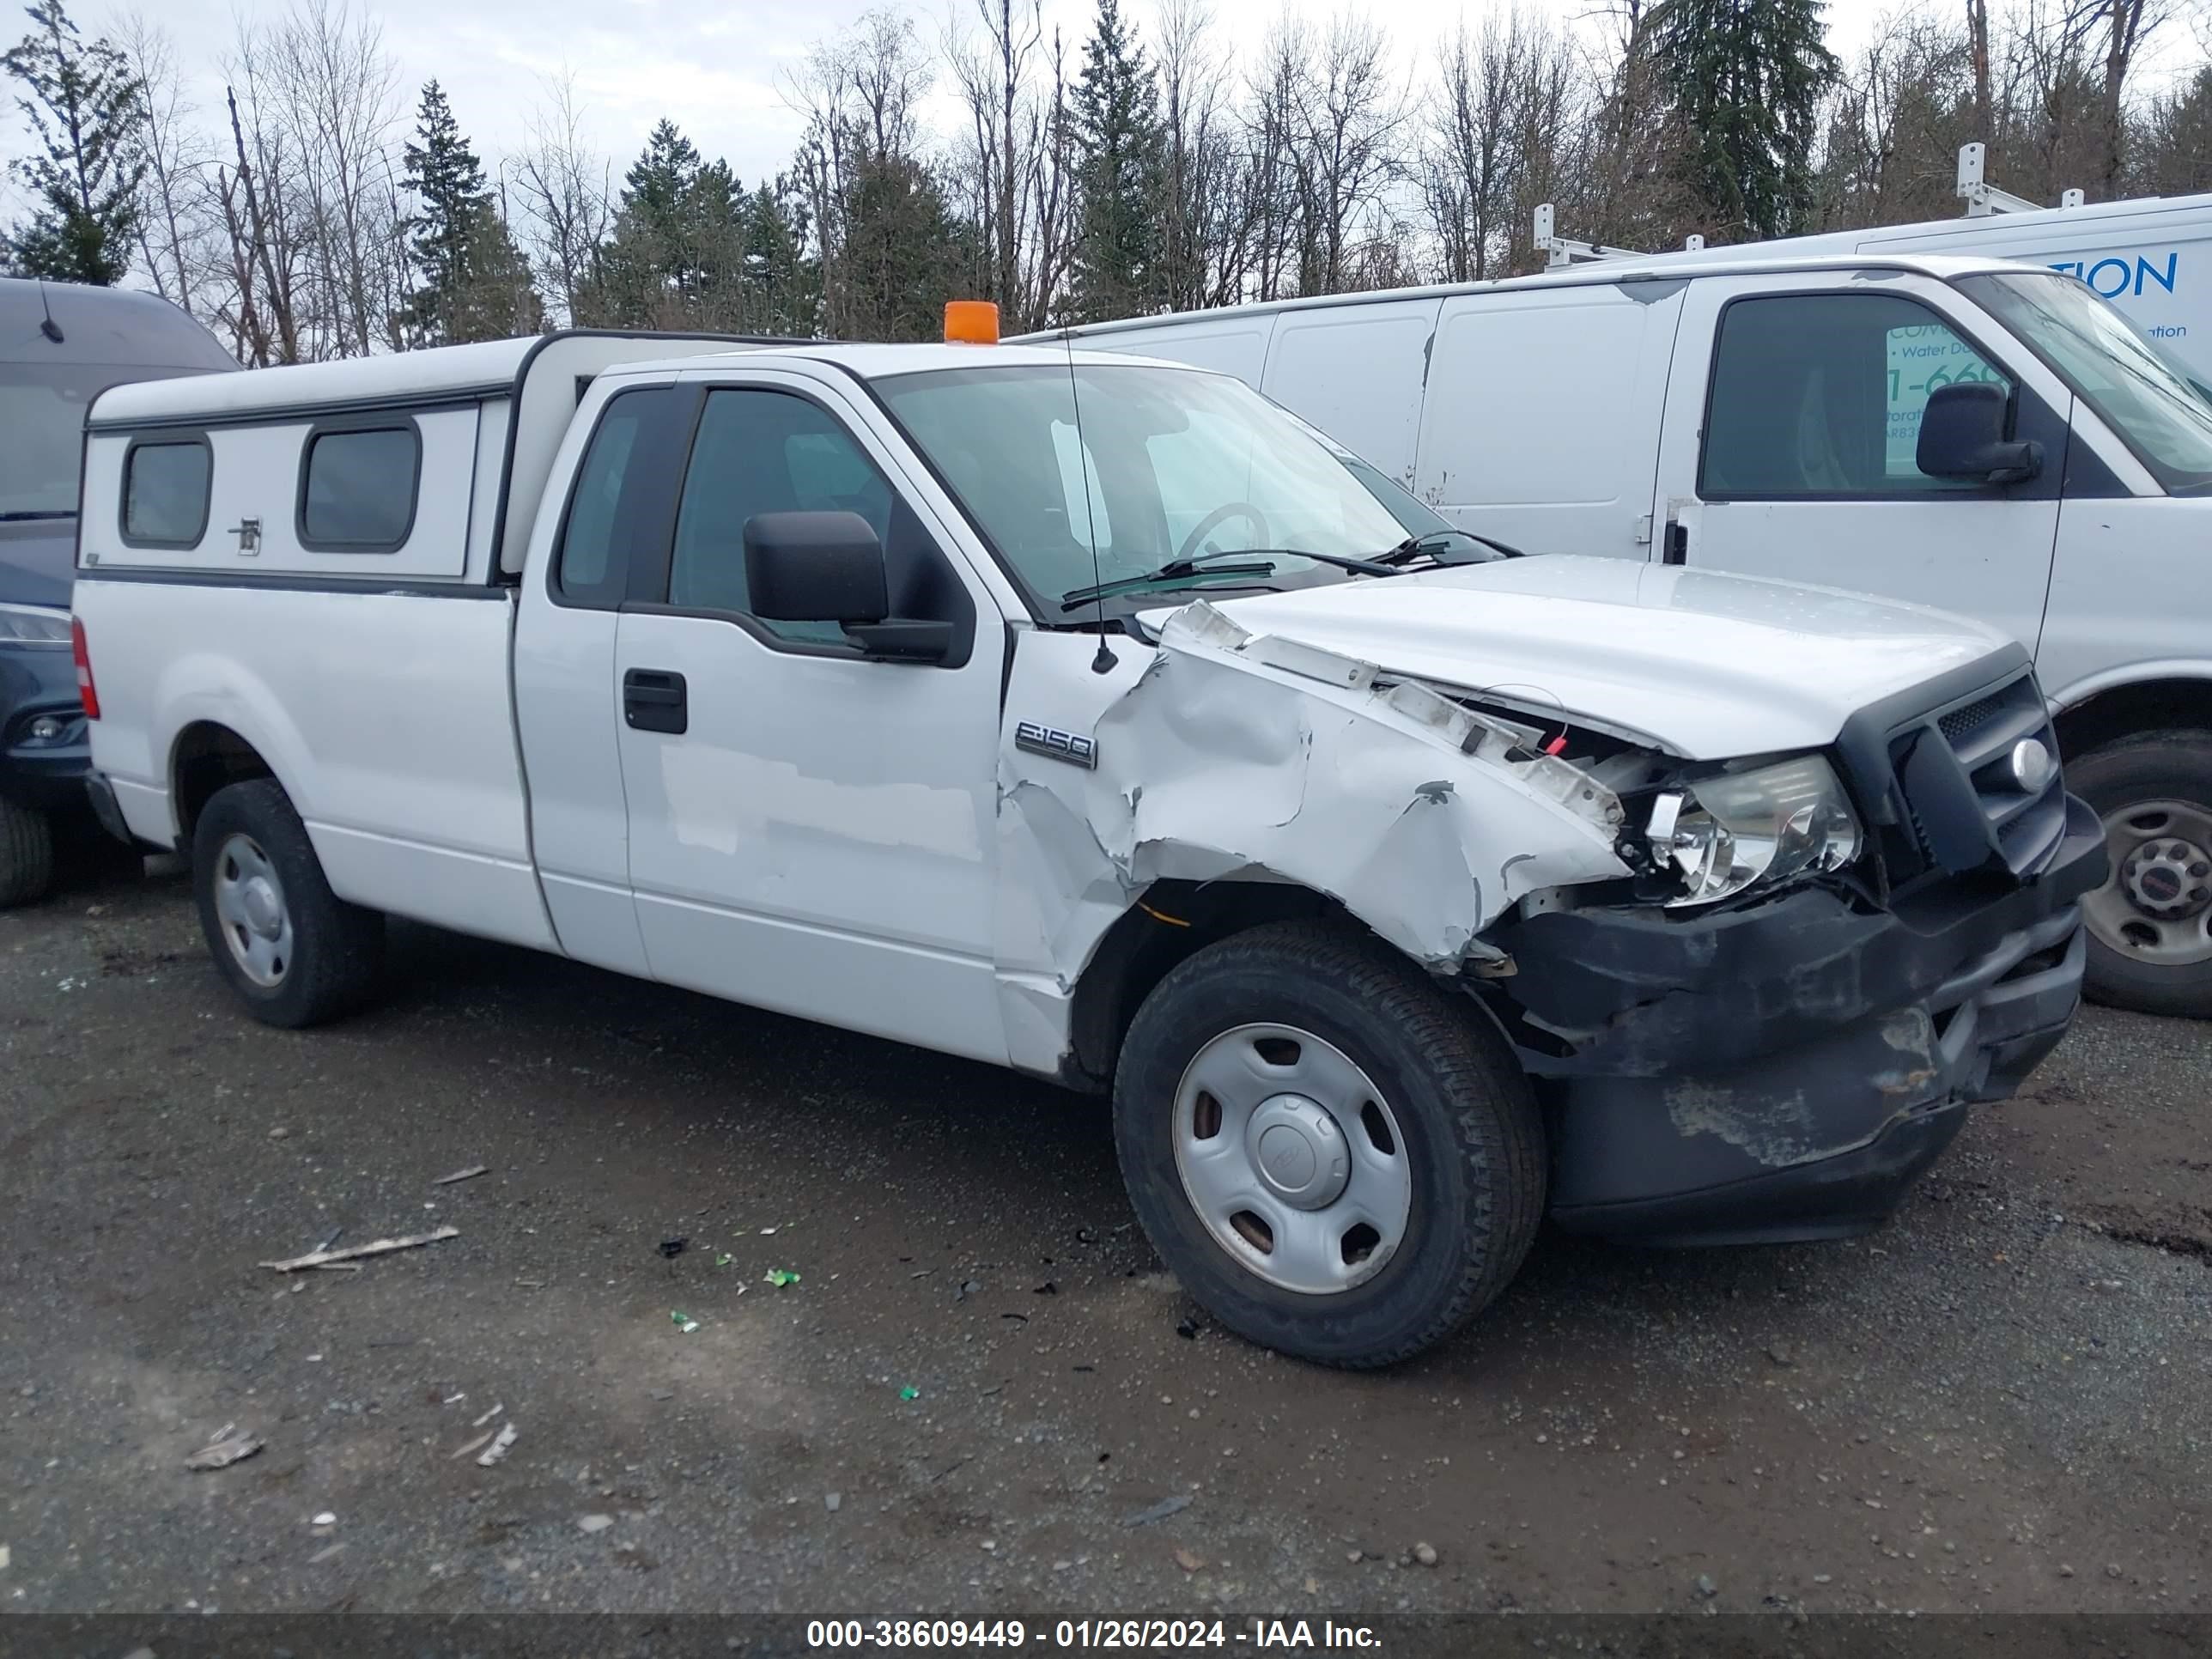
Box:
xmin=994 ymin=603 xmax=1634 ymax=1075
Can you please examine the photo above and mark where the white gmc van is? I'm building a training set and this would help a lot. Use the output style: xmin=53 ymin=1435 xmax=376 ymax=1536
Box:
xmin=72 ymin=331 xmax=2103 ymax=1366
xmin=1043 ymin=252 xmax=2212 ymax=1018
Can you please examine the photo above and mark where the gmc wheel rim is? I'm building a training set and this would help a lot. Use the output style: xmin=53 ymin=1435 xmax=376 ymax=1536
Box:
xmin=212 ymin=832 xmax=295 ymax=988
xmin=1171 ymin=1022 xmax=1412 ymax=1296
xmin=2084 ymin=798 xmax=2212 ymax=967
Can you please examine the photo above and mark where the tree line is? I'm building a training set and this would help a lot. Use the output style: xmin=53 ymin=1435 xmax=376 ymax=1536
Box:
xmin=5 ymin=0 xmax=2209 ymax=362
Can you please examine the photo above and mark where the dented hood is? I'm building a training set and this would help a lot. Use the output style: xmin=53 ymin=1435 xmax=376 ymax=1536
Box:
xmin=1166 ymin=556 xmax=2014 ymax=759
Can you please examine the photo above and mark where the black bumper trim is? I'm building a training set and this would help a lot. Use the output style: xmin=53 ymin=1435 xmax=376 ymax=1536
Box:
xmin=1498 ymin=793 xmax=2106 ymax=1244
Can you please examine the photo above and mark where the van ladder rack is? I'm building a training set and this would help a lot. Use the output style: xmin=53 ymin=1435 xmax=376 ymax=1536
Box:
xmin=1534 ymin=204 xmax=1703 ymax=270
xmin=1958 ymin=143 xmax=2083 ymax=217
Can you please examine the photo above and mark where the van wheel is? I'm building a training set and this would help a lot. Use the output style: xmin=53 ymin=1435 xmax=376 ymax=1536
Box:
xmin=0 ymin=796 xmax=55 ymax=908
xmin=2071 ymin=729 xmax=2212 ymax=1018
xmin=1112 ymin=921 xmax=1544 ymax=1368
xmin=192 ymin=779 xmax=385 ymax=1028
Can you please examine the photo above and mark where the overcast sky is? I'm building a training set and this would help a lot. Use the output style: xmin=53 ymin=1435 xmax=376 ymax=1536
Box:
xmin=27 ymin=0 xmax=1916 ymax=194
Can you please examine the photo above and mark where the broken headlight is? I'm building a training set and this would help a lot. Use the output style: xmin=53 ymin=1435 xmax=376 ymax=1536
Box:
xmin=1646 ymin=754 xmax=1862 ymax=908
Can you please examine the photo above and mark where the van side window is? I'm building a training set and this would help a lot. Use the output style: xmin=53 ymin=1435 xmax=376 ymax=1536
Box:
xmin=121 ymin=438 xmax=211 ymax=547
xmin=1702 ymin=295 xmax=2012 ymax=499
xmin=667 ymin=390 xmax=893 ymax=645
xmin=556 ymin=388 xmax=666 ymax=606
xmin=299 ymin=423 xmax=420 ymax=549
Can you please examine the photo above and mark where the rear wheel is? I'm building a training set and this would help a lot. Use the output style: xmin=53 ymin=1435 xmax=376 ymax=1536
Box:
xmin=1112 ymin=921 xmax=1544 ymax=1368
xmin=192 ymin=779 xmax=385 ymax=1027
xmin=2071 ymin=730 xmax=2212 ymax=1018
xmin=0 ymin=796 xmax=54 ymax=908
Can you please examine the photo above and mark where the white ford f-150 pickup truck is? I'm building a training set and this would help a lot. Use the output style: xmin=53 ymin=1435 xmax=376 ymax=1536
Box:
xmin=72 ymin=327 xmax=2106 ymax=1366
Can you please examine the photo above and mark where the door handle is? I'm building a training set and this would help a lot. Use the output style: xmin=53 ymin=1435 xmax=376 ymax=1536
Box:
xmin=1662 ymin=521 xmax=1689 ymax=566
xmin=623 ymin=668 xmax=688 ymax=734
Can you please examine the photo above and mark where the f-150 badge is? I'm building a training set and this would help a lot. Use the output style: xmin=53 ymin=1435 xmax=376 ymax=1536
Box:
xmin=1015 ymin=720 xmax=1097 ymax=769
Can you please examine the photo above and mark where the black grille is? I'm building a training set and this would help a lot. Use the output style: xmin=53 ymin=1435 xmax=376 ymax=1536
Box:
xmin=1938 ymin=694 xmax=2006 ymax=744
xmin=1883 ymin=671 xmax=2066 ymax=884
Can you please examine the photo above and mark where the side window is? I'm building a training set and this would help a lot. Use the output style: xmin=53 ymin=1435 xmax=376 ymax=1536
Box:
xmin=1702 ymin=295 xmax=2013 ymax=500
xmin=122 ymin=438 xmax=211 ymax=547
xmin=667 ymin=390 xmax=894 ymax=645
xmin=299 ymin=423 xmax=419 ymax=549
xmin=556 ymin=388 xmax=665 ymax=606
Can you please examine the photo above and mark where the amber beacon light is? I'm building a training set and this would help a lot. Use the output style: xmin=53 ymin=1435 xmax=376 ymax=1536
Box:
xmin=944 ymin=300 xmax=1000 ymax=344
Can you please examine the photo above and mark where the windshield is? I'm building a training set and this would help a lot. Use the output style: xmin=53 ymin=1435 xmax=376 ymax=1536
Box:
xmin=873 ymin=363 xmax=1414 ymax=614
xmin=0 ymin=362 xmax=204 ymax=517
xmin=1956 ymin=270 xmax=2212 ymax=492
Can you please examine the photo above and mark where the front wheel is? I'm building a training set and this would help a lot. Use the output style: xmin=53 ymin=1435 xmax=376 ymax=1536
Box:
xmin=1112 ymin=921 xmax=1545 ymax=1368
xmin=192 ymin=779 xmax=386 ymax=1028
xmin=2070 ymin=730 xmax=2212 ymax=1018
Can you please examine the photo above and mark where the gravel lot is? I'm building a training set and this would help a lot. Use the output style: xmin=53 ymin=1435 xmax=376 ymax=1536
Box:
xmin=1 ymin=859 xmax=2206 ymax=1619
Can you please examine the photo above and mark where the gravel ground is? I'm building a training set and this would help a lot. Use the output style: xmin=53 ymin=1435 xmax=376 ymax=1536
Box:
xmin=1 ymin=860 xmax=2206 ymax=1618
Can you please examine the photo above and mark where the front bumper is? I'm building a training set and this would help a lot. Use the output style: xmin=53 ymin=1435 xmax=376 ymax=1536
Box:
xmin=1494 ymin=793 xmax=2107 ymax=1245
xmin=0 ymin=643 xmax=91 ymax=812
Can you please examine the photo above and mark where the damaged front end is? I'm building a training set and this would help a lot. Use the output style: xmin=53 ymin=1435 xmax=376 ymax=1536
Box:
xmin=997 ymin=605 xmax=2105 ymax=1249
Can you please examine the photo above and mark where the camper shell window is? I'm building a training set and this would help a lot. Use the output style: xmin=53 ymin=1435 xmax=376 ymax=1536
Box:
xmin=118 ymin=434 xmax=212 ymax=549
xmin=296 ymin=417 xmax=422 ymax=551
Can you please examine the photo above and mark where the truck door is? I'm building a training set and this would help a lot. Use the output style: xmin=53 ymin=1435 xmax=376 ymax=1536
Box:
xmin=611 ymin=370 xmax=1010 ymax=1066
xmin=1651 ymin=271 xmax=2065 ymax=655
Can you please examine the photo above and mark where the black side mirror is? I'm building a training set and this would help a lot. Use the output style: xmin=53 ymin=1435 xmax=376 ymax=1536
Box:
xmin=1917 ymin=382 xmax=2041 ymax=485
xmin=742 ymin=510 xmax=951 ymax=664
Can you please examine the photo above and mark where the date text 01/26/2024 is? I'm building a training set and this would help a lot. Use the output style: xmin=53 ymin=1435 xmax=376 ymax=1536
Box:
xmin=805 ymin=1620 xmax=1383 ymax=1650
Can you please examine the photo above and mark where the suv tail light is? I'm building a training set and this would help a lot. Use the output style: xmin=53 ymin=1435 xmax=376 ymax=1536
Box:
xmin=71 ymin=617 xmax=100 ymax=720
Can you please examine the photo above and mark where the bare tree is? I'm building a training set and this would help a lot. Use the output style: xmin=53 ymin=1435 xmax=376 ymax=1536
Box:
xmin=511 ymin=70 xmax=612 ymax=325
xmin=115 ymin=10 xmax=213 ymax=320
xmin=943 ymin=0 xmax=1071 ymax=331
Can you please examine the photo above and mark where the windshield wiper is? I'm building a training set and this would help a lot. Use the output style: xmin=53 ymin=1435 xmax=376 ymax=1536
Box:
xmin=1376 ymin=531 xmax=1524 ymax=565
xmin=0 ymin=509 xmax=76 ymax=522
xmin=1060 ymin=550 xmax=1279 ymax=611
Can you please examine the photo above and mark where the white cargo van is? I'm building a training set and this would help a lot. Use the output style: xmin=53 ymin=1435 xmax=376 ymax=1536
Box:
xmin=73 ymin=330 xmax=2103 ymax=1365
xmin=1042 ymin=252 xmax=2212 ymax=1018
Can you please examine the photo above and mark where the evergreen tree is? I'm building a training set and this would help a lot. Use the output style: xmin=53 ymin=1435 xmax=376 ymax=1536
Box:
xmin=398 ymin=81 xmax=542 ymax=345
xmin=1650 ymin=0 xmax=1838 ymax=240
xmin=837 ymin=149 xmax=973 ymax=341
xmin=582 ymin=119 xmax=703 ymax=326
xmin=2 ymin=0 xmax=144 ymax=284
xmin=1066 ymin=0 xmax=1164 ymax=322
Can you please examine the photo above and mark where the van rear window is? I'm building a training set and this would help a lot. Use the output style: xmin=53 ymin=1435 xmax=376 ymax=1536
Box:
xmin=122 ymin=439 xmax=210 ymax=547
xmin=300 ymin=424 xmax=418 ymax=550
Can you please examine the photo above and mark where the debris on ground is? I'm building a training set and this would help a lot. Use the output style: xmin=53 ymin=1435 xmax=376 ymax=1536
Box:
xmin=956 ymin=1279 xmax=982 ymax=1301
xmin=471 ymin=1403 xmax=504 ymax=1428
xmin=659 ymin=1238 xmax=687 ymax=1259
xmin=1176 ymin=1319 xmax=1199 ymax=1340
xmin=475 ymin=1421 xmax=519 ymax=1467
xmin=1121 ymin=1494 xmax=1193 ymax=1528
xmin=825 ymin=1492 xmax=842 ymax=1513
xmin=715 ymin=1254 xmax=733 ymax=1267
xmin=447 ymin=1430 xmax=495 ymax=1461
xmin=578 ymin=1514 xmax=614 ymax=1534
xmin=898 ymin=1385 xmax=921 ymax=1401
xmin=311 ymin=1512 xmax=337 ymax=1527
xmin=672 ymin=1312 xmax=700 ymax=1333
xmin=431 ymin=1165 xmax=489 ymax=1187
xmin=307 ymin=1544 xmax=345 ymax=1565
xmin=1175 ymin=1547 xmax=1206 ymax=1573
xmin=1413 ymin=1542 xmax=1439 ymax=1568
xmin=763 ymin=1269 xmax=799 ymax=1287
xmin=259 ymin=1224 xmax=459 ymax=1273
xmin=184 ymin=1426 xmax=263 ymax=1471
xmin=267 ymin=1127 xmax=289 ymax=1140
xmin=1765 ymin=1340 xmax=1797 ymax=1368
xmin=1694 ymin=1573 xmax=1719 ymax=1600
xmin=1033 ymin=1281 xmax=1058 ymax=1296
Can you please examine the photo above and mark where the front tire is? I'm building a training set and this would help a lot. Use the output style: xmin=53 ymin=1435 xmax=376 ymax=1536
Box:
xmin=1112 ymin=921 xmax=1545 ymax=1368
xmin=2070 ymin=729 xmax=2212 ymax=1018
xmin=0 ymin=796 xmax=55 ymax=908
xmin=192 ymin=779 xmax=385 ymax=1028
